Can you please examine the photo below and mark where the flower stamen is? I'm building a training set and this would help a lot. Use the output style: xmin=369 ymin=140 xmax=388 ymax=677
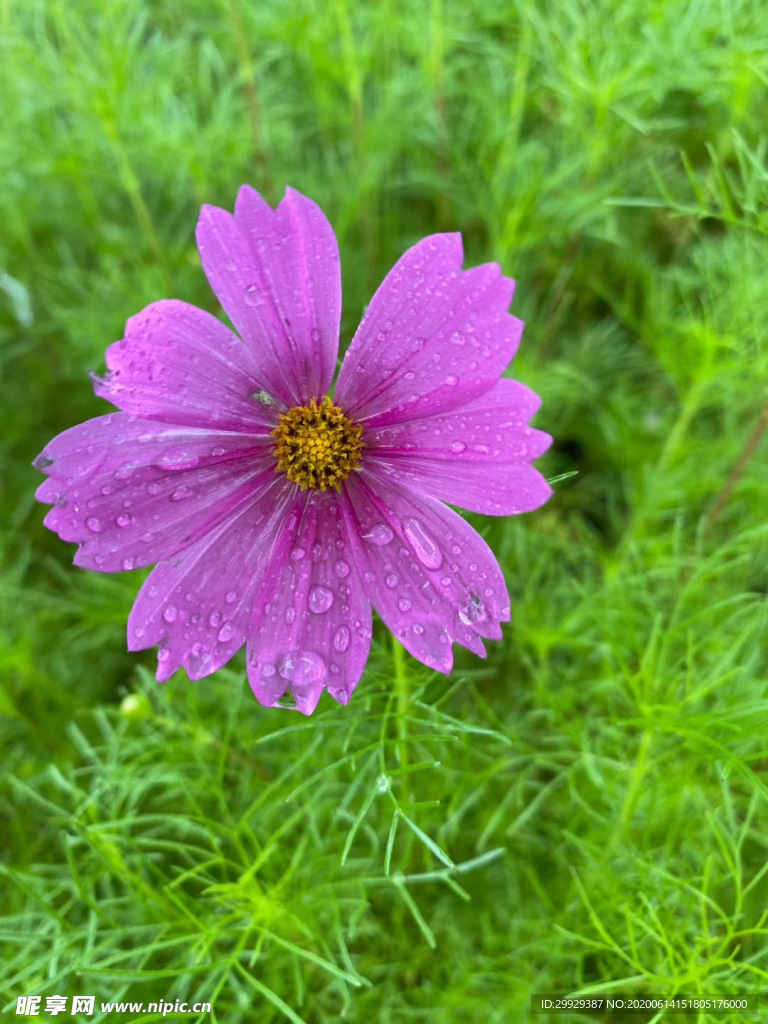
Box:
xmin=272 ymin=397 xmax=363 ymax=491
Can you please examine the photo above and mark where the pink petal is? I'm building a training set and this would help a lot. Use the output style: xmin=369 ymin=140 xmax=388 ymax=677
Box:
xmin=365 ymin=378 xmax=553 ymax=515
xmin=196 ymin=186 xmax=341 ymax=409
xmin=334 ymin=234 xmax=522 ymax=425
xmin=246 ymin=491 xmax=372 ymax=715
xmin=128 ymin=477 xmax=294 ymax=682
xmin=340 ymin=469 xmax=511 ymax=674
xmin=35 ymin=413 xmax=276 ymax=571
xmin=92 ymin=299 xmax=276 ymax=431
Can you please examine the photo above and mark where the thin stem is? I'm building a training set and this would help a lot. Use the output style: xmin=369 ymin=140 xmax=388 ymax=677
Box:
xmin=703 ymin=401 xmax=768 ymax=540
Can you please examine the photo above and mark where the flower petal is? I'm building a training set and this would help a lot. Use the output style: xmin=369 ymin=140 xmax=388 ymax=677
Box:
xmin=341 ymin=469 xmax=510 ymax=674
xmin=92 ymin=299 xmax=275 ymax=431
xmin=35 ymin=413 xmax=275 ymax=572
xmin=128 ymin=476 xmax=293 ymax=682
xmin=365 ymin=378 xmax=553 ymax=515
xmin=334 ymin=234 xmax=522 ymax=425
xmin=196 ymin=185 xmax=341 ymax=409
xmin=246 ymin=491 xmax=372 ymax=715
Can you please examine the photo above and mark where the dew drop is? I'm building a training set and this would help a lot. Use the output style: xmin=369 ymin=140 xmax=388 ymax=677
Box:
xmin=403 ymin=517 xmax=443 ymax=570
xmin=413 ymin=623 xmax=425 ymax=635
xmin=147 ymin=482 xmax=162 ymax=495
xmin=363 ymin=523 xmax=394 ymax=546
xmin=450 ymin=441 xmax=466 ymax=454
xmin=385 ymin=573 xmax=399 ymax=588
xmin=333 ymin=625 xmax=350 ymax=653
xmin=334 ymin=559 xmax=350 ymax=578
xmin=86 ymin=516 xmax=102 ymax=533
xmin=225 ymin=590 xmax=237 ymax=604
xmin=116 ymin=512 xmax=134 ymax=527
xmin=209 ymin=611 xmax=223 ymax=627
xmin=398 ymin=598 xmax=412 ymax=612
xmin=290 ymin=546 xmax=306 ymax=561
xmin=309 ymin=586 xmax=334 ymax=614
xmin=123 ymin=556 xmax=136 ymax=570
xmin=285 ymin=606 xmax=296 ymax=624
xmin=155 ymin=448 xmax=200 ymax=472
xmin=100 ymin=485 xmax=115 ymax=496
xmin=163 ymin=606 xmax=178 ymax=623
xmin=218 ymin=622 xmax=235 ymax=642
xmin=244 ymin=284 xmax=262 ymax=307
xmin=444 ymin=374 xmax=458 ymax=386
xmin=278 ymin=649 xmax=327 ymax=686
xmin=450 ymin=331 xmax=466 ymax=345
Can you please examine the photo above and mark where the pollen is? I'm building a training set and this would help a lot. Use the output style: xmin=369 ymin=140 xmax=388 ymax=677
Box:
xmin=272 ymin=397 xmax=364 ymax=491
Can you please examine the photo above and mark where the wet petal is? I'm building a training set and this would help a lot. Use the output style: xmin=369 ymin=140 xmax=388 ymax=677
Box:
xmin=246 ymin=491 xmax=372 ymax=715
xmin=341 ymin=469 xmax=510 ymax=673
xmin=92 ymin=299 xmax=275 ymax=431
xmin=196 ymin=185 xmax=341 ymax=409
xmin=366 ymin=379 xmax=552 ymax=515
xmin=128 ymin=477 xmax=293 ymax=681
xmin=334 ymin=234 xmax=522 ymax=425
xmin=35 ymin=414 xmax=275 ymax=571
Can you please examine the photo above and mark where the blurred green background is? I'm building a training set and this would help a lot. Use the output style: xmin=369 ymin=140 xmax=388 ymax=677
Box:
xmin=2 ymin=0 xmax=768 ymax=1021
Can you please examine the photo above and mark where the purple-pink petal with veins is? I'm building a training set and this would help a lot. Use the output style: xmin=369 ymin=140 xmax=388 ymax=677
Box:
xmin=128 ymin=476 xmax=295 ymax=682
xmin=334 ymin=234 xmax=522 ymax=426
xmin=340 ymin=469 xmax=511 ymax=674
xmin=34 ymin=413 xmax=275 ymax=571
xmin=365 ymin=379 xmax=552 ymax=515
xmin=92 ymin=299 xmax=276 ymax=431
xmin=196 ymin=186 xmax=341 ymax=409
xmin=246 ymin=490 xmax=372 ymax=715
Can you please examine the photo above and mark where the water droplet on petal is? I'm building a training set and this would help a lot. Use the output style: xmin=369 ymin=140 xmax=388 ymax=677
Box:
xmin=450 ymin=331 xmax=466 ymax=345
xmin=385 ymin=573 xmax=398 ymax=588
xmin=278 ymin=649 xmax=327 ymax=686
xmin=290 ymin=546 xmax=306 ymax=561
xmin=209 ymin=611 xmax=222 ymax=627
xmin=403 ymin=517 xmax=443 ymax=570
xmin=335 ymin=559 xmax=350 ymax=578
xmin=171 ymin=485 xmax=193 ymax=501
xmin=263 ymin=662 xmax=276 ymax=677
xmin=155 ymin=448 xmax=201 ymax=472
xmin=116 ymin=512 xmax=134 ymax=527
xmin=333 ymin=626 xmax=350 ymax=653
xmin=444 ymin=374 xmax=458 ymax=386
xmin=413 ymin=623 xmax=425 ymax=635
xmin=398 ymin=597 xmax=412 ymax=612
xmin=86 ymin=516 xmax=102 ymax=533
xmin=450 ymin=442 xmax=466 ymax=454
xmin=244 ymin=284 xmax=262 ymax=307
xmin=363 ymin=523 xmax=394 ymax=546
xmin=163 ymin=606 xmax=178 ymax=623
xmin=123 ymin=557 xmax=136 ymax=571
xmin=218 ymin=622 xmax=235 ymax=642
xmin=309 ymin=586 xmax=334 ymax=614
xmin=226 ymin=590 xmax=237 ymax=604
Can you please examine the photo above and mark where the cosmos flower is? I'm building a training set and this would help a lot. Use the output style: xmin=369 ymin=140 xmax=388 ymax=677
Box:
xmin=34 ymin=186 xmax=552 ymax=714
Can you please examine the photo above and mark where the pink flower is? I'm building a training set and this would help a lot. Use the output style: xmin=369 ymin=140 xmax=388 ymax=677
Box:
xmin=34 ymin=186 xmax=552 ymax=714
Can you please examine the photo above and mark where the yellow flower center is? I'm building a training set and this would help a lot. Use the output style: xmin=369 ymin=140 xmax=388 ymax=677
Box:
xmin=272 ymin=397 xmax=364 ymax=491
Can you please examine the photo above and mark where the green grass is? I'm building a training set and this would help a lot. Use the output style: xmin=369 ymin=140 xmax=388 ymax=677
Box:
xmin=2 ymin=0 xmax=768 ymax=1021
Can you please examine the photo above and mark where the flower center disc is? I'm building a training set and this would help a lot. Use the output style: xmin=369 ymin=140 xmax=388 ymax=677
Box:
xmin=272 ymin=397 xmax=364 ymax=491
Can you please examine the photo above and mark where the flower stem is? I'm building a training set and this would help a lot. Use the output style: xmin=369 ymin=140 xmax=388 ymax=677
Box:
xmin=392 ymin=634 xmax=409 ymax=775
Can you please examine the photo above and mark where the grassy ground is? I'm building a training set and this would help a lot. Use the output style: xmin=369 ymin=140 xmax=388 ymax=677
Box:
xmin=2 ymin=0 xmax=768 ymax=1021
